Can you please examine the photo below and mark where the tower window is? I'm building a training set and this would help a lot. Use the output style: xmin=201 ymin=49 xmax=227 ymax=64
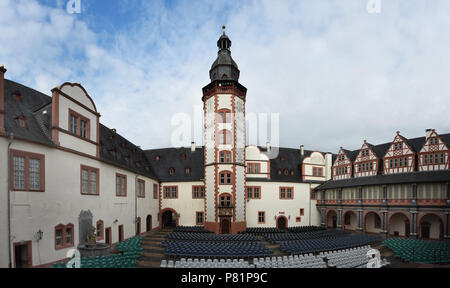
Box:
xmin=220 ymin=194 xmax=232 ymax=207
xmin=219 ymin=130 xmax=231 ymax=145
xmin=218 ymin=109 xmax=231 ymax=123
xmin=219 ymin=151 xmax=231 ymax=163
xmin=219 ymin=171 xmax=232 ymax=185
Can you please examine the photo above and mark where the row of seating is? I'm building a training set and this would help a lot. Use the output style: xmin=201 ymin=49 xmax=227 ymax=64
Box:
xmin=382 ymin=238 xmax=450 ymax=264
xmin=252 ymin=254 xmax=326 ymax=268
xmin=164 ymin=240 xmax=273 ymax=258
xmin=51 ymin=236 xmax=143 ymax=268
xmin=161 ymin=258 xmax=253 ymax=268
xmin=323 ymin=246 xmax=373 ymax=268
xmin=240 ymin=227 xmax=285 ymax=235
xmin=263 ymin=229 xmax=349 ymax=243
xmin=277 ymin=234 xmax=381 ymax=254
xmin=287 ymin=226 xmax=325 ymax=233
xmin=173 ymin=226 xmax=212 ymax=233
xmin=166 ymin=232 xmax=259 ymax=242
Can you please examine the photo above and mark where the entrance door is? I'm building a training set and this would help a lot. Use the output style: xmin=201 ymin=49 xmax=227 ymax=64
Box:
xmin=105 ymin=227 xmax=111 ymax=245
xmin=14 ymin=241 xmax=31 ymax=268
xmin=118 ymin=225 xmax=124 ymax=242
xmin=162 ymin=211 xmax=175 ymax=228
xmin=421 ymin=222 xmax=431 ymax=239
xmin=146 ymin=215 xmax=152 ymax=232
xmin=277 ymin=217 xmax=287 ymax=229
xmin=332 ymin=216 xmax=337 ymax=229
xmin=405 ymin=220 xmax=410 ymax=237
xmin=220 ymin=218 xmax=231 ymax=234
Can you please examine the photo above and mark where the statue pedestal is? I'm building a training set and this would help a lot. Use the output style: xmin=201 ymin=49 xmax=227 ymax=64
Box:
xmin=77 ymin=243 xmax=111 ymax=258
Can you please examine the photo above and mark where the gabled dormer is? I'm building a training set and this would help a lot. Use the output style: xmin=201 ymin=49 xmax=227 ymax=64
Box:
xmin=302 ymin=151 xmax=330 ymax=181
xmin=382 ymin=131 xmax=415 ymax=174
xmin=332 ymin=147 xmax=353 ymax=180
xmin=51 ymin=83 xmax=100 ymax=157
xmin=418 ymin=129 xmax=449 ymax=171
xmin=245 ymin=145 xmax=270 ymax=180
xmin=353 ymin=140 xmax=378 ymax=178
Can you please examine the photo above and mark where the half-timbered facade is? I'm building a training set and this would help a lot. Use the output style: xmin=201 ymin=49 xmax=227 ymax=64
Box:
xmin=316 ymin=130 xmax=450 ymax=243
xmin=418 ymin=129 xmax=450 ymax=171
xmin=383 ymin=132 xmax=416 ymax=174
xmin=353 ymin=140 xmax=379 ymax=178
xmin=332 ymin=148 xmax=355 ymax=180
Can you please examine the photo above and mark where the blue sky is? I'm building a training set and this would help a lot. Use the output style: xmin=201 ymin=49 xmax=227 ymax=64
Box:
xmin=1 ymin=0 xmax=450 ymax=152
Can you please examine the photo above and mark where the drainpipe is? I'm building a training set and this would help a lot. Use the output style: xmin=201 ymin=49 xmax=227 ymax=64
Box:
xmin=309 ymin=182 xmax=312 ymax=226
xmin=135 ymin=176 xmax=138 ymax=236
xmin=7 ymin=132 xmax=14 ymax=268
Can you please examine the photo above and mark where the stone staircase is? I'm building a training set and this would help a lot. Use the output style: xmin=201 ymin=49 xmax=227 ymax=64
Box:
xmin=136 ymin=228 xmax=173 ymax=268
xmin=256 ymin=235 xmax=289 ymax=257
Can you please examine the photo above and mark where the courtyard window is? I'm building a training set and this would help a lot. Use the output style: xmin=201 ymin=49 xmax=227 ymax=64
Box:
xmin=11 ymin=149 xmax=45 ymax=191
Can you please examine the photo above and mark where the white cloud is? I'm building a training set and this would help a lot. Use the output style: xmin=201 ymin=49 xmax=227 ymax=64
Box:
xmin=1 ymin=0 xmax=450 ymax=154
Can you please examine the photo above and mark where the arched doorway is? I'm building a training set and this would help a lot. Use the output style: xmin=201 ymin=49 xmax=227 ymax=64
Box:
xmin=364 ymin=212 xmax=381 ymax=234
xmin=343 ymin=211 xmax=357 ymax=231
xmin=389 ymin=213 xmax=410 ymax=238
xmin=327 ymin=210 xmax=337 ymax=229
xmin=419 ymin=214 xmax=443 ymax=240
xmin=220 ymin=218 xmax=231 ymax=234
xmin=161 ymin=209 xmax=178 ymax=228
xmin=146 ymin=215 xmax=152 ymax=232
xmin=276 ymin=216 xmax=288 ymax=229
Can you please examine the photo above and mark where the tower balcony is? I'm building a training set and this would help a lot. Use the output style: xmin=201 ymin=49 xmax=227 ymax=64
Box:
xmin=202 ymin=80 xmax=247 ymax=101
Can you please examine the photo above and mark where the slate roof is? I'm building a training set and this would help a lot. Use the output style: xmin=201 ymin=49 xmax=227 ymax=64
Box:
xmin=315 ymin=170 xmax=450 ymax=190
xmin=4 ymin=79 xmax=55 ymax=146
xmin=144 ymin=147 xmax=205 ymax=182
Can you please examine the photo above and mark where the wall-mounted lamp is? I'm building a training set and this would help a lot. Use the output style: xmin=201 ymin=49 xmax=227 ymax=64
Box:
xmin=274 ymin=216 xmax=277 ymax=220
xmin=113 ymin=219 xmax=118 ymax=224
xmin=35 ymin=229 xmax=43 ymax=241
xmin=288 ymin=215 xmax=291 ymax=220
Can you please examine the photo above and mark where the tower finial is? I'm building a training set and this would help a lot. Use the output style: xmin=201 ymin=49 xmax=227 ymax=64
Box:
xmin=222 ymin=25 xmax=226 ymax=34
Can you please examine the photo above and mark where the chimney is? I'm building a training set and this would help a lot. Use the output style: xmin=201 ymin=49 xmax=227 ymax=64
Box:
xmin=425 ymin=129 xmax=434 ymax=139
xmin=0 ymin=65 xmax=6 ymax=133
xmin=266 ymin=141 xmax=271 ymax=153
xmin=300 ymin=145 xmax=304 ymax=156
xmin=191 ymin=141 xmax=196 ymax=152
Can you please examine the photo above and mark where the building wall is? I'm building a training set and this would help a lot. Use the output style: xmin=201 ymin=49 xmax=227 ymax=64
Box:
xmin=0 ymin=138 xmax=9 ymax=268
xmin=246 ymin=181 xmax=320 ymax=228
xmin=160 ymin=181 xmax=205 ymax=226
xmin=0 ymin=138 xmax=159 ymax=268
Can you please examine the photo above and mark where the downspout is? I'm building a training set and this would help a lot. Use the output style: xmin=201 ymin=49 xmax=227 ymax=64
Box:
xmin=7 ymin=132 xmax=14 ymax=268
xmin=135 ymin=176 xmax=138 ymax=236
xmin=309 ymin=182 xmax=312 ymax=226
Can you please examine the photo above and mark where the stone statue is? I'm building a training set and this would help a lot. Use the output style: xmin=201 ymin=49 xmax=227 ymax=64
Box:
xmin=87 ymin=226 xmax=97 ymax=245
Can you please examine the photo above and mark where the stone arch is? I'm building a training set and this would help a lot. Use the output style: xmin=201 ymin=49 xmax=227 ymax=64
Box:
xmin=388 ymin=212 xmax=411 ymax=238
xmin=326 ymin=210 xmax=337 ymax=229
xmin=276 ymin=215 xmax=288 ymax=229
xmin=160 ymin=208 xmax=179 ymax=229
xmin=343 ymin=210 xmax=357 ymax=231
xmin=418 ymin=213 xmax=444 ymax=240
xmin=364 ymin=211 xmax=382 ymax=234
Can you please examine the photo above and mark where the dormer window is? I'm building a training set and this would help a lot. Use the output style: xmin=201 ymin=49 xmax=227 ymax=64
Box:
xmin=281 ymin=156 xmax=285 ymax=161
xmin=284 ymin=168 xmax=289 ymax=176
xmin=13 ymin=91 xmax=21 ymax=102
xmin=290 ymin=169 xmax=294 ymax=176
xmin=181 ymin=153 xmax=186 ymax=160
xmin=69 ymin=109 xmax=90 ymax=140
xmin=155 ymin=155 xmax=160 ymax=161
xmin=185 ymin=167 xmax=191 ymax=175
xmin=277 ymin=169 xmax=282 ymax=175
xmin=169 ymin=167 xmax=175 ymax=175
xmin=17 ymin=115 xmax=27 ymax=128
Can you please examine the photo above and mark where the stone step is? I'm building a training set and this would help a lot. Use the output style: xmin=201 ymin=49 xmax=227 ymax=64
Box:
xmin=136 ymin=260 xmax=162 ymax=268
xmin=142 ymin=251 xmax=165 ymax=258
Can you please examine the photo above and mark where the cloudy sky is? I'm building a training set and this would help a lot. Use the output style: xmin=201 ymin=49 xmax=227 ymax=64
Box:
xmin=1 ymin=0 xmax=449 ymax=153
